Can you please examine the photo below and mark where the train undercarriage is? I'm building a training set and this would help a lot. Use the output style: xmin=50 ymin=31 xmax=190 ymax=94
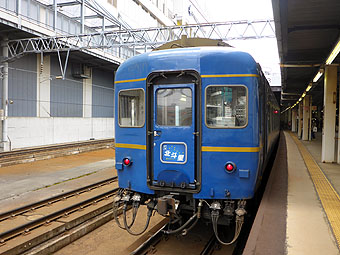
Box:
xmin=113 ymin=189 xmax=247 ymax=245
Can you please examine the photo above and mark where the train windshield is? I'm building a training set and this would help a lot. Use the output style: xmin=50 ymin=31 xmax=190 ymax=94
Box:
xmin=206 ymin=85 xmax=247 ymax=128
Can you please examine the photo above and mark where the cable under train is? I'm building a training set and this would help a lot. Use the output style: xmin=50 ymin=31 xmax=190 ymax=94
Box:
xmin=113 ymin=38 xmax=280 ymax=244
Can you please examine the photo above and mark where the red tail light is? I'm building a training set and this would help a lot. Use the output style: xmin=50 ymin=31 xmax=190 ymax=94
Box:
xmin=226 ymin=164 xmax=234 ymax=171
xmin=225 ymin=161 xmax=236 ymax=173
xmin=123 ymin=157 xmax=132 ymax=166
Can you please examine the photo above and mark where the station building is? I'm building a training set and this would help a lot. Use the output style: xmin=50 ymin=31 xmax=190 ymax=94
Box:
xmin=0 ymin=0 xmax=195 ymax=151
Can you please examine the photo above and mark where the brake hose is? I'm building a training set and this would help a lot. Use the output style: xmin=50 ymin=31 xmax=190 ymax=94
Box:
xmin=211 ymin=211 xmax=244 ymax=245
xmin=113 ymin=201 xmax=137 ymax=230
xmin=123 ymin=204 xmax=153 ymax=236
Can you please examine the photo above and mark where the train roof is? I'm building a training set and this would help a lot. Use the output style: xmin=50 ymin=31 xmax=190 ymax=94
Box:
xmin=115 ymin=46 xmax=259 ymax=83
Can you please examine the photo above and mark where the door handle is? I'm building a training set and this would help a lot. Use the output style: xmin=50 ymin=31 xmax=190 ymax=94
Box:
xmin=154 ymin=130 xmax=161 ymax=137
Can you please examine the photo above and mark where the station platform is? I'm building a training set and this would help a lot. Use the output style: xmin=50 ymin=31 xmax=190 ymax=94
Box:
xmin=2 ymin=133 xmax=340 ymax=254
xmin=0 ymin=148 xmax=116 ymax=213
xmin=244 ymin=131 xmax=340 ymax=255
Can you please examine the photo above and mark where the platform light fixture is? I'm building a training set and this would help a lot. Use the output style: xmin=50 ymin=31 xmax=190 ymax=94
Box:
xmin=313 ymin=71 xmax=323 ymax=83
xmin=325 ymin=39 xmax=340 ymax=65
xmin=306 ymin=83 xmax=312 ymax=92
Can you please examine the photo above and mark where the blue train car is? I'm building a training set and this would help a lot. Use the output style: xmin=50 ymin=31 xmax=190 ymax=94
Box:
xmin=113 ymin=42 xmax=280 ymax=243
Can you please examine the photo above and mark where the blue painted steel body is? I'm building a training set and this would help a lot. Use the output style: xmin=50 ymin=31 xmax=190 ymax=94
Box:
xmin=115 ymin=47 xmax=276 ymax=199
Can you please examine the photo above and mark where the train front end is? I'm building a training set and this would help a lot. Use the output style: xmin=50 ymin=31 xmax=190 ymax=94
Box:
xmin=114 ymin=46 xmax=261 ymax=244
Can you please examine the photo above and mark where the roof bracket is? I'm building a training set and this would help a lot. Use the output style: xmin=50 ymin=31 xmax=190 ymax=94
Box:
xmin=57 ymin=49 xmax=70 ymax=80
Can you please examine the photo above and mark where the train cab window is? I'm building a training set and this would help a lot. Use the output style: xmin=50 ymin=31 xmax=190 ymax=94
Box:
xmin=156 ymin=88 xmax=192 ymax=126
xmin=118 ymin=89 xmax=145 ymax=127
xmin=206 ymin=85 xmax=247 ymax=128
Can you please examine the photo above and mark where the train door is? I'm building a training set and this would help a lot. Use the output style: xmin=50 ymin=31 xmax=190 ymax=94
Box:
xmin=150 ymin=83 xmax=197 ymax=190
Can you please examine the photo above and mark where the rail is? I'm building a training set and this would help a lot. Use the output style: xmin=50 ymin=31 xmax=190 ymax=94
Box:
xmin=0 ymin=176 xmax=117 ymax=221
xmin=0 ymin=138 xmax=114 ymax=167
xmin=130 ymin=222 xmax=169 ymax=255
xmin=0 ymin=176 xmax=118 ymax=245
xmin=0 ymin=138 xmax=114 ymax=157
xmin=130 ymin=221 xmax=229 ymax=255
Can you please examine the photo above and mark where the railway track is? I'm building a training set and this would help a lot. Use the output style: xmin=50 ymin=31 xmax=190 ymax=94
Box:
xmin=130 ymin=221 xmax=169 ymax=255
xmin=130 ymin=220 xmax=235 ymax=255
xmin=0 ymin=177 xmax=119 ymax=255
xmin=0 ymin=139 xmax=114 ymax=167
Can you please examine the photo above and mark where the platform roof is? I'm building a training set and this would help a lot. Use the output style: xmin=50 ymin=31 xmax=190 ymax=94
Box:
xmin=272 ymin=0 xmax=340 ymax=108
xmin=0 ymin=23 xmax=119 ymax=72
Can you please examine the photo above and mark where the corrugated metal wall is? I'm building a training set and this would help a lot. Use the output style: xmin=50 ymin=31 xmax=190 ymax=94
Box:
xmin=92 ymin=69 xmax=114 ymax=117
xmin=0 ymin=53 xmax=115 ymax=119
xmin=8 ymin=55 xmax=37 ymax=117
xmin=50 ymin=56 xmax=83 ymax=117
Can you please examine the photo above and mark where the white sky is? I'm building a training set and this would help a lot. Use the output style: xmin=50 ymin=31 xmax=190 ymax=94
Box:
xmin=196 ymin=0 xmax=274 ymax=21
xmin=194 ymin=0 xmax=281 ymax=85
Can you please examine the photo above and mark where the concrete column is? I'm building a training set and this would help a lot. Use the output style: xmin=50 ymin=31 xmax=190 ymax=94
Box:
xmin=292 ymin=109 xmax=297 ymax=132
xmin=298 ymin=103 xmax=302 ymax=139
xmin=302 ymin=95 xmax=310 ymax=141
xmin=322 ymin=65 xmax=337 ymax=163
xmin=37 ymin=54 xmax=51 ymax=117
xmin=83 ymin=66 xmax=92 ymax=118
xmin=1 ymin=37 xmax=10 ymax=151
xmin=337 ymin=90 xmax=340 ymax=163
xmin=292 ymin=108 xmax=297 ymax=132
xmin=309 ymin=97 xmax=312 ymax=141
xmin=288 ymin=109 xmax=292 ymax=130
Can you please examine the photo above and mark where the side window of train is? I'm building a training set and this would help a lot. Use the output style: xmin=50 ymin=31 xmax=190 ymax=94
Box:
xmin=118 ymin=89 xmax=145 ymax=127
xmin=205 ymin=85 xmax=247 ymax=128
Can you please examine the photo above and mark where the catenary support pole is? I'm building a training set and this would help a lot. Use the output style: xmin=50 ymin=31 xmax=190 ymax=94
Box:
xmin=1 ymin=36 xmax=9 ymax=151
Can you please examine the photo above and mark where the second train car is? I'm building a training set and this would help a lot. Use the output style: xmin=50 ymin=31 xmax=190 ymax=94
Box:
xmin=113 ymin=39 xmax=280 ymax=244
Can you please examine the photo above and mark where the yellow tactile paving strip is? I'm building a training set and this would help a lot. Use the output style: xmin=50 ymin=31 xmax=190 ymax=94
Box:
xmin=289 ymin=132 xmax=340 ymax=249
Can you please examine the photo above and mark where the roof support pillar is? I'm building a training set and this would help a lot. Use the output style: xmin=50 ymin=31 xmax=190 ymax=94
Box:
xmin=83 ymin=66 xmax=92 ymax=118
xmin=291 ymin=108 xmax=297 ymax=132
xmin=37 ymin=54 xmax=51 ymax=117
xmin=298 ymin=103 xmax=303 ymax=139
xmin=322 ymin=65 xmax=337 ymax=163
xmin=302 ymin=95 xmax=310 ymax=141
xmin=309 ymin=96 xmax=312 ymax=141
xmin=1 ymin=37 xmax=10 ymax=151
xmin=337 ymin=81 xmax=340 ymax=163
